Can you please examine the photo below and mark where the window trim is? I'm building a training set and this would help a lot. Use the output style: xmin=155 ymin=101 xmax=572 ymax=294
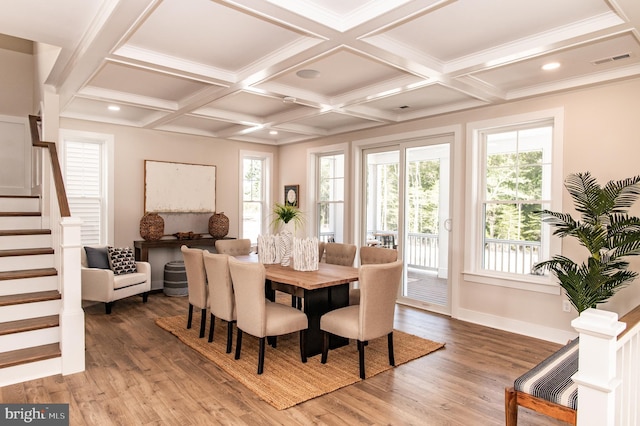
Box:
xmin=59 ymin=129 xmax=114 ymax=245
xmin=239 ymin=150 xmax=273 ymax=243
xmin=464 ymin=108 xmax=564 ymax=294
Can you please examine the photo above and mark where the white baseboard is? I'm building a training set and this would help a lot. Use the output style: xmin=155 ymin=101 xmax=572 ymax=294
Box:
xmin=456 ymin=307 xmax=576 ymax=344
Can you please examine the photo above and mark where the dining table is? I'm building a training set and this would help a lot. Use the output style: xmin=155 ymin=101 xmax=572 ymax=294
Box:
xmin=235 ymin=254 xmax=360 ymax=357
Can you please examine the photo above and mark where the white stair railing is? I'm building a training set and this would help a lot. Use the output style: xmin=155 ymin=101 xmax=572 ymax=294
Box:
xmin=571 ymin=307 xmax=640 ymax=426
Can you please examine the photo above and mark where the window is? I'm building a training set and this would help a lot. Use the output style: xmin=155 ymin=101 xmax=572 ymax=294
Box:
xmin=316 ymin=153 xmax=345 ymax=243
xmin=466 ymin=110 xmax=563 ymax=292
xmin=61 ymin=130 xmax=114 ymax=246
xmin=240 ymin=151 xmax=272 ymax=244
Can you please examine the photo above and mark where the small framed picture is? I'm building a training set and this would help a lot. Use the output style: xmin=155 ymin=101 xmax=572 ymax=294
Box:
xmin=284 ymin=185 xmax=299 ymax=207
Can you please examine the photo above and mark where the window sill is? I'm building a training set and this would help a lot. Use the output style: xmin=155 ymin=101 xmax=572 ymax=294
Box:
xmin=462 ymin=271 xmax=561 ymax=295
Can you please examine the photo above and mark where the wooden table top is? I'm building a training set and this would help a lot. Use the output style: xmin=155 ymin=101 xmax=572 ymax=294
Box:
xmin=235 ymin=254 xmax=359 ymax=291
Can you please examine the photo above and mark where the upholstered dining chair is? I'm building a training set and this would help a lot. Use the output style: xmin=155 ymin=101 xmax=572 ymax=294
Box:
xmin=215 ymin=239 xmax=251 ymax=256
xmin=228 ymin=257 xmax=309 ymax=374
xmin=323 ymin=242 xmax=357 ymax=266
xmin=320 ymin=260 xmax=403 ymax=379
xmin=203 ymin=250 xmax=236 ymax=353
xmin=181 ymin=245 xmax=208 ymax=338
xmin=349 ymin=246 xmax=398 ymax=305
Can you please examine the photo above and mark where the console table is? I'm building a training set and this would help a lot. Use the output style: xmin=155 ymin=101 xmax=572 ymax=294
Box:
xmin=133 ymin=237 xmax=234 ymax=262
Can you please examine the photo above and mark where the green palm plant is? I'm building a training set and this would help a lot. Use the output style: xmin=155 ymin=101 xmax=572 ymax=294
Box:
xmin=533 ymin=172 xmax=640 ymax=313
xmin=271 ymin=202 xmax=304 ymax=232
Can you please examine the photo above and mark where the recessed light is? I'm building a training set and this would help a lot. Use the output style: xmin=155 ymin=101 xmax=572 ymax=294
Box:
xmin=107 ymin=105 xmax=120 ymax=111
xmin=269 ymin=130 xmax=278 ymax=135
xmin=296 ymin=69 xmax=320 ymax=79
xmin=542 ymin=62 xmax=561 ymax=71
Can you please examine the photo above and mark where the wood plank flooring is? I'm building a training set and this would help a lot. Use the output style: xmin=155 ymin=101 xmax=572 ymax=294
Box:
xmin=0 ymin=293 xmax=568 ymax=425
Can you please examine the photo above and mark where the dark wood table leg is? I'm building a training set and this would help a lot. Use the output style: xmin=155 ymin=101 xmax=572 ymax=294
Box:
xmin=303 ymin=284 xmax=349 ymax=357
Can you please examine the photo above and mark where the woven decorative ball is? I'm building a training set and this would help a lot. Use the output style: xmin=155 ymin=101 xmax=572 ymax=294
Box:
xmin=140 ymin=213 xmax=164 ymax=241
xmin=209 ymin=212 xmax=229 ymax=238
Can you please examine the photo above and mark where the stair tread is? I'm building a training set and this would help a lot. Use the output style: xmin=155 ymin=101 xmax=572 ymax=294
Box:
xmin=0 ymin=315 xmax=59 ymax=336
xmin=0 ymin=290 xmax=61 ymax=307
xmin=0 ymin=248 xmax=54 ymax=257
xmin=0 ymin=268 xmax=57 ymax=281
xmin=0 ymin=195 xmax=39 ymax=199
xmin=0 ymin=343 xmax=60 ymax=369
xmin=0 ymin=229 xmax=51 ymax=236
xmin=0 ymin=212 xmax=41 ymax=217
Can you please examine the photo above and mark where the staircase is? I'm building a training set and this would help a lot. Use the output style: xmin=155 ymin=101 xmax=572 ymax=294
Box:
xmin=0 ymin=194 xmax=64 ymax=386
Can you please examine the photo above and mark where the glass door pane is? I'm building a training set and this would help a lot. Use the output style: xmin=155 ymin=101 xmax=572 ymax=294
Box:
xmin=364 ymin=149 xmax=400 ymax=249
xmin=402 ymin=144 xmax=450 ymax=311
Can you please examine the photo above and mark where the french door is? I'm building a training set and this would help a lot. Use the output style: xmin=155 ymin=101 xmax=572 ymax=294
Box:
xmin=362 ymin=136 xmax=451 ymax=314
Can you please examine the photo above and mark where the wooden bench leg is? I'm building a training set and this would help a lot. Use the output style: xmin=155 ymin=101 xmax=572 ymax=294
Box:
xmin=505 ymin=387 xmax=518 ymax=426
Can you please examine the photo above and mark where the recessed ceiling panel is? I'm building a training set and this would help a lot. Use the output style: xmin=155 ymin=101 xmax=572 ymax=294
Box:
xmin=471 ymin=33 xmax=640 ymax=92
xmin=263 ymin=49 xmax=409 ymax=98
xmin=62 ymin=98 xmax=161 ymax=124
xmin=290 ymin=111 xmax=379 ymax=132
xmin=125 ymin=0 xmax=308 ymax=71
xmin=362 ymin=83 xmax=480 ymax=112
xmin=372 ymin=0 xmax=614 ymax=62
xmin=157 ymin=115 xmax=235 ymax=135
xmin=89 ymin=63 xmax=211 ymax=101
xmin=201 ymin=91 xmax=301 ymax=117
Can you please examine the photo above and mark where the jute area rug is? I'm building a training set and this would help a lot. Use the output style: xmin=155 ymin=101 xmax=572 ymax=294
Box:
xmin=156 ymin=314 xmax=445 ymax=410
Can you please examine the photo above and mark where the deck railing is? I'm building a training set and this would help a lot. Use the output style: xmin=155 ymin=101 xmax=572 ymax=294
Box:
xmin=483 ymin=238 xmax=541 ymax=274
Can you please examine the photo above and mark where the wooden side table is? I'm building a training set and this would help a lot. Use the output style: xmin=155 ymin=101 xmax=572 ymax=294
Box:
xmin=133 ymin=237 xmax=234 ymax=262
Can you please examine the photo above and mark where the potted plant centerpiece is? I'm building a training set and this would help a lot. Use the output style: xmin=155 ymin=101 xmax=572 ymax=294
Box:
xmin=271 ymin=202 xmax=304 ymax=233
xmin=533 ymin=172 xmax=640 ymax=313
xmin=271 ymin=203 xmax=305 ymax=266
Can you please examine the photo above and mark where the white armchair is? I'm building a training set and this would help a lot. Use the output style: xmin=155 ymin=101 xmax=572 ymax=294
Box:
xmin=81 ymin=246 xmax=151 ymax=314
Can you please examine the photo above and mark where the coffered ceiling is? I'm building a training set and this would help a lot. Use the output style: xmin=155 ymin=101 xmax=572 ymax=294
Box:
xmin=2 ymin=0 xmax=640 ymax=145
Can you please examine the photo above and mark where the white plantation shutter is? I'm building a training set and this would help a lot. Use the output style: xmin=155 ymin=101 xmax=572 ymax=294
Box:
xmin=64 ymin=140 xmax=103 ymax=245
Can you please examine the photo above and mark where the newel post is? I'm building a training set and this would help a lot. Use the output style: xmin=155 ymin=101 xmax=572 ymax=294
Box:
xmin=59 ymin=217 xmax=86 ymax=375
xmin=571 ymin=308 xmax=626 ymax=426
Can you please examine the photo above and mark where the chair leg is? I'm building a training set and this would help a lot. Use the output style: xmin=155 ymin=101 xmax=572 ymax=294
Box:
xmin=187 ymin=304 xmax=194 ymax=329
xmin=258 ymin=337 xmax=266 ymax=375
xmin=387 ymin=332 xmax=395 ymax=366
xmin=234 ymin=329 xmax=243 ymax=360
xmin=226 ymin=321 xmax=234 ymax=354
xmin=105 ymin=302 xmax=113 ymax=315
xmin=199 ymin=308 xmax=207 ymax=338
xmin=142 ymin=292 xmax=149 ymax=303
xmin=357 ymin=340 xmax=366 ymax=379
xmin=321 ymin=331 xmax=330 ymax=364
xmin=300 ymin=330 xmax=307 ymax=363
xmin=208 ymin=313 xmax=215 ymax=342
xmin=505 ymin=387 xmax=518 ymax=426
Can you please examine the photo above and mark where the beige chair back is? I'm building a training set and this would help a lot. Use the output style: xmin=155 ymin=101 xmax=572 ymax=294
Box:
xmin=181 ymin=245 xmax=208 ymax=310
xmin=215 ymin=239 xmax=251 ymax=255
xmin=358 ymin=260 xmax=403 ymax=341
xmin=228 ymin=257 xmax=267 ymax=337
xmin=360 ymin=246 xmax=397 ymax=265
xmin=318 ymin=241 xmax=326 ymax=262
xmin=324 ymin=242 xmax=357 ymax=266
xmin=203 ymin=250 xmax=235 ymax=322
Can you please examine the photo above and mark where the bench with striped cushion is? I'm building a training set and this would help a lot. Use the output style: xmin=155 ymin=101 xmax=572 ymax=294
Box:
xmin=505 ymin=338 xmax=578 ymax=425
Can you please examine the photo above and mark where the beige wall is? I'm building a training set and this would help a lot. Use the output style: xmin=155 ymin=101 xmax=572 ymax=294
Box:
xmin=278 ymin=77 xmax=640 ymax=341
xmin=60 ymin=118 xmax=279 ymax=286
xmin=0 ymin=46 xmax=32 ymax=117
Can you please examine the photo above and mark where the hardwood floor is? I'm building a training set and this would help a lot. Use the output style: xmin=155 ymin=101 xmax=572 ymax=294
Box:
xmin=1 ymin=293 xmax=568 ymax=425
